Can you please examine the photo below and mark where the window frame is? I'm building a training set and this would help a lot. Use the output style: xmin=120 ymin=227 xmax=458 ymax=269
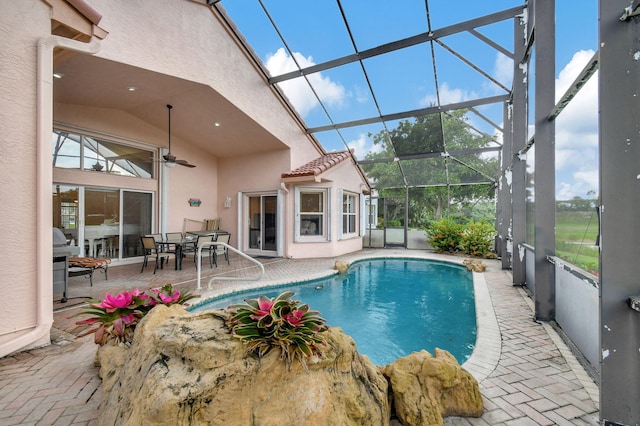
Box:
xmin=295 ymin=187 xmax=330 ymax=242
xmin=341 ymin=190 xmax=359 ymax=238
xmin=52 ymin=128 xmax=156 ymax=179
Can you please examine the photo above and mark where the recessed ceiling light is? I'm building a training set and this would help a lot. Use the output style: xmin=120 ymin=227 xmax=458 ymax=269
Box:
xmin=53 ymin=72 xmax=64 ymax=79
xmin=213 ymin=122 xmax=221 ymax=127
xmin=127 ymin=86 xmax=137 ymax=91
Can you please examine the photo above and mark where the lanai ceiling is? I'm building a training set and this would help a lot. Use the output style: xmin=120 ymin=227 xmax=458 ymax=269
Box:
xmin=214 ymin=0 xmax=524 ymax=189
xmin=53 ymin=54 xmax=288 ymax=158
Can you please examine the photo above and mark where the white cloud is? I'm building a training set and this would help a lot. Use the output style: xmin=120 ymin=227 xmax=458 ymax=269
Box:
xmin=574 ymin=169 xmax=598 ymax=190
xmin=554 ymin=49 xmax=599 ymax=198
xmin=555 ymin=49 xmax=598 ymax=149
xmin=484 ymin=53 xmax=513 ymax=94
xmin=354 ymin=85 xmax=369 ymax=104
xmin=419 ymin=82 xmax=478 ymax=107
xmin=501 ymin=53 xmax=599 ymax=202
xmin=557 ymin=168 xmax=598 ymax=199
xmin=556 ymin=50 xmax=597 ymax=97
xmin=265 ymin=48 xmax=347 ymax=117
xmin=347 ymin=133 xmax=383 ymax=159
xmin=494 ymin=53 xmax=513 ymax=88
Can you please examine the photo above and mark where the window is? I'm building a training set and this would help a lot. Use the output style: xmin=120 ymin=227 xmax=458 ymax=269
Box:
xmin=342 ymin=192 xmax=358 ymax=236
xmin=52 ymin=129 xmax=155 ymax=178
xmin=52 ymin=131 xmax=81 ymax=169
xmin=297 ymin=188 xmax=328 ymax=240
xmin=60 ymin=202 xmax=78 ymax=229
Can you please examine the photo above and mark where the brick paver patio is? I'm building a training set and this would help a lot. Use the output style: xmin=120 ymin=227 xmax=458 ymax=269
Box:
xmin=0 ymin=250 xmax=599 ymax=425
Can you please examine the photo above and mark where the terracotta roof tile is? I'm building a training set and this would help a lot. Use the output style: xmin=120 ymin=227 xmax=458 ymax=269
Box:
xmin=281 ymin=150 xmax=352 ymax=179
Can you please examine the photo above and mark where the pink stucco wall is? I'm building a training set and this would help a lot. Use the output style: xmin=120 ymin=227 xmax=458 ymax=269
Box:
xmin=0 ymin=0 xmax=367 ymax=358
xmin=0 ymin=0 xmax=53 ymax=353
xmin=284 ymin=160 xmax=366 ymax=259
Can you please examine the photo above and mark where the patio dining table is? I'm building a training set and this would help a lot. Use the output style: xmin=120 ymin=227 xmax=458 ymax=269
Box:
xmin=182 ymin=230 xmax=231 ymax=269
xmin=157 ymin=236 xmax=196 ymax=270
xmin=186 ymin=230 xmax=229 ymax=238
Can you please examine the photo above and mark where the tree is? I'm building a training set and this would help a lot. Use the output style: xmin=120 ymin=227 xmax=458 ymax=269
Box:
xmin=364 ymin=110 xmax=497 ymax=226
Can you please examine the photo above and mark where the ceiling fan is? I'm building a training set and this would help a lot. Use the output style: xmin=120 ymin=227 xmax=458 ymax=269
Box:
xmin=161 ymin=104 xmax=196 ymax=168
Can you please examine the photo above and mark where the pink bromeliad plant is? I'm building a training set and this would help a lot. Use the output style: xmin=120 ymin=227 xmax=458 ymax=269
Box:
xmin=225 ymin=291 xmax=328 ymax=370
xmin=75 ymin=284 xmax=198 ymax=346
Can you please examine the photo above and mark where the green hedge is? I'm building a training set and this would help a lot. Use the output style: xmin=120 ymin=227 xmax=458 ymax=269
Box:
xmin=426 ymin=218 xmax=495 ymax=257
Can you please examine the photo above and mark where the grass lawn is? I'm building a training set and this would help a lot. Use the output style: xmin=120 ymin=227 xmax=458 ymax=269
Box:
xmin=556 ymin=211 xmax=599 ymax=275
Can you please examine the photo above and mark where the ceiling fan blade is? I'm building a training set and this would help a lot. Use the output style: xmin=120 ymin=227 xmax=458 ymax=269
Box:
xmin=176 ymin=159 xmax=196 ymax=168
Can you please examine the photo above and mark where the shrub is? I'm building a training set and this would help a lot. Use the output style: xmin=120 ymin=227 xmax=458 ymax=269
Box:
xmin=460 ymin=221 xmax=496 ymax=256
xmin=226 ymin=291 xmax=328 ymax=370
xmin=386 ymin=219 xmax=402 ymax=228
xmin=426 ymin=218 xmax=463 ymax=252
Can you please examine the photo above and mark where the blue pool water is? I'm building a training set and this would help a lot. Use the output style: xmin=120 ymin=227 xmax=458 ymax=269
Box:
xmin=192 ymin=258 xmax=476 ymax=365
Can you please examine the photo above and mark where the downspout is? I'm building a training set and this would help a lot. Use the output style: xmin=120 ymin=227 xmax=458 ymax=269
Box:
xmin=0 ymin=35 xmax=101 ymax=358
xmin=280 ymin=182 xmax=289 ymax=257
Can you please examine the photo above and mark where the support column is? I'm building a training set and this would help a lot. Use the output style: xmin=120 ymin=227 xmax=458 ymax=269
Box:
xmin=497 ymin=102 xmax=512 ymax=270
xmin=532 ymin=0 xmax=556 ymax=321
xmin=599 ymin=1 xmax=640 ymax=423
xmin=511 ymin=13 xmax=528 ymax=286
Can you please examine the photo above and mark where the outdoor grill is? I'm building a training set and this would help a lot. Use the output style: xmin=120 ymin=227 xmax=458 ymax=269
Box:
xmin=53 ymin=227 xmax=80 ymax=303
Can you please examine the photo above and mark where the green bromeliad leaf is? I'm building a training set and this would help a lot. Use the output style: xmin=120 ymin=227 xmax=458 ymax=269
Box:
xmin=225 ymin=291 xmax=328 ymax=369
xmin=275 ymin=291 xmax=295 ymax=301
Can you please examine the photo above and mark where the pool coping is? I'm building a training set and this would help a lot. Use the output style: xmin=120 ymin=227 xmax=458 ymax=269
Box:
xmin=195 ymin=251 xmax=501 ymax=380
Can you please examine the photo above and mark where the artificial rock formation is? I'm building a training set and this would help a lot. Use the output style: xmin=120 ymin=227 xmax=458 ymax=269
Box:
xmin=383 ymin=349 xmax=483 ymax=426
xmin=463 ymin=259 xmax=487 ymax=272
xmin=334 ymin=260 xmax=350 ymax=274
xmin=98 ymin=304 xmax=390 ymax=426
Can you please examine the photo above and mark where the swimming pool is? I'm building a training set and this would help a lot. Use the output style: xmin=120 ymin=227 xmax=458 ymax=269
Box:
xmin=192 ymin=258 xmax=476 ymax=366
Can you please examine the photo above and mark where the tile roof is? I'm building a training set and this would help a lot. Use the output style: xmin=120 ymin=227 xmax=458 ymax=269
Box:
xmin=281 ymin=150 xmax=353 ymax=179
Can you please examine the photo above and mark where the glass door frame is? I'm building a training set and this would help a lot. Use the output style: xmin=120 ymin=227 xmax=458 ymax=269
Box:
xmin=54 ymin=184 xmax=155 ymax=261
xmin=242 ymin=191 xmax=282 ymax=257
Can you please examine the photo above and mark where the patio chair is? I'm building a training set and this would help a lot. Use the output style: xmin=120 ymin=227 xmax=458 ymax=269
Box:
xmin=165 ymin=232 xmax=183 ymax=242
xmin=140 ymin=236 xmax=171 ymax=274
xmin=149 ymin=233 xmax=164 ymax=252
xmin=164 ymin=232 xmax=183 ymax=255
xmin=212 ymin=233 xmax=231 ymax=267
xmin=182 ymin=234 xmax=215 ymax=269
xmin=204 ymin=218 xmax=221 ymax=231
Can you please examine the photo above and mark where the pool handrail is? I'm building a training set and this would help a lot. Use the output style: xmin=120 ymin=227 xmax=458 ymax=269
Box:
xmin=196 ymin=242 xmax=265 ymax=289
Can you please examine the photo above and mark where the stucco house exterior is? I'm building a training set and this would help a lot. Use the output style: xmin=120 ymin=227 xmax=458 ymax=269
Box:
xmin=0 ymin=0 xmax=370 ymax=357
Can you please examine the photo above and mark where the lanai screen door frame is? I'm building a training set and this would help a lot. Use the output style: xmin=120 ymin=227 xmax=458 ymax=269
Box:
xmin=381 ymin=195 xmax=407 ymax=248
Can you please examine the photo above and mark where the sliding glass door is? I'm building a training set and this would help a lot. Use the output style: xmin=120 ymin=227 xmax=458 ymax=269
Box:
xmin=84 ymin=188 xmax=119 ymax=258
xmin=53 ymin=185 xmax=153 ymax=260
xmin=248 ymin=194 xmax=278 ymax=255
xmin=53 ymin=184 xmax=80 ymax=247
xmin=120 ymin=190 xmax=153 ymax=258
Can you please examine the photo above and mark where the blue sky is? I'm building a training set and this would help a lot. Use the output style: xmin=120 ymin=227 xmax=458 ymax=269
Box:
xmin=221 ymin=1 xmax=599 ymax=199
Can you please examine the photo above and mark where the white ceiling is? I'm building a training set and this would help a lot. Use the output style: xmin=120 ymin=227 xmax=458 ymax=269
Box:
xmin=53 ymin=54 xmax=288 ymax=158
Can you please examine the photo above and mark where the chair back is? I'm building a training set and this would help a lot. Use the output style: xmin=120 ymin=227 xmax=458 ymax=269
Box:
xmin=205 ymin=218 xmax=221 ymax=231
xmin=197 ymin=235 xmax=215 ymax=248
xmin=141 ymin=236 xmax=157 ymax=251
xmin=149 ymin=233 xmax=163 ymax=243
xmin=214 ymin=233 xmax=230 ymax=252
xmin=166 ymin=232 xmax=183 ymax=243
xmin=215 ymin=233 xmax=230 ymax=244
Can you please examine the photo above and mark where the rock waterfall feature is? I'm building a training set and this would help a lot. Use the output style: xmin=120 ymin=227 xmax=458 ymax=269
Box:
xmin=97 ymin=304 xmax=483 ymax=425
